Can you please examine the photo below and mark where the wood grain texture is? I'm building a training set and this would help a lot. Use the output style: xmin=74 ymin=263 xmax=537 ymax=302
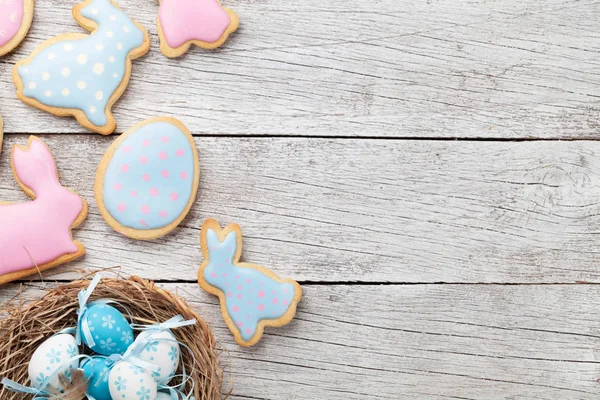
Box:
xmin=0 ymin=0 xmax=598 ymax=138
xmin=0 ymin=1 xmax=599 ymax=398
xmin=4 ymin=134 xmax=600 ymax=283
xmin=3 ymin=282 xmax=600 ymax=399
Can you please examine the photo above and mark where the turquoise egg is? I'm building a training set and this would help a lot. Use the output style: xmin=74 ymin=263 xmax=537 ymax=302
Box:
xmin=81 ymin=356 xmax=113 ymax=400
xmin=79 ymin=303 xmax=133 ymax=355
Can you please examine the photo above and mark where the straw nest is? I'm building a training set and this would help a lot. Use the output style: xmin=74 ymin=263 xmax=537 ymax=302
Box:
xmin=0 ymin=275 xmax=225 ymax=399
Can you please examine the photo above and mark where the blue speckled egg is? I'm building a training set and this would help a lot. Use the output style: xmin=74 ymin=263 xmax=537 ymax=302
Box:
xmin=81 ymin=356 xmax=113 ymax=400
xmin=96 ymin=117 xmax=199 ymax=239
xmin=79 ymin=303 xmax=133 ymax=355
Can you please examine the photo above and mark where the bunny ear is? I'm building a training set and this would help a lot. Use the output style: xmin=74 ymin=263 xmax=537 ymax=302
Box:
xmin=12 ymin=136 xmax=59 ymax=197
xmin=206 ymin=229 xmax=238 ymax=262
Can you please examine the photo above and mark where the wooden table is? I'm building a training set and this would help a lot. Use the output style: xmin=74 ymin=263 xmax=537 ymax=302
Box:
xmin=1 ymin=0 xmax=599 ymax=398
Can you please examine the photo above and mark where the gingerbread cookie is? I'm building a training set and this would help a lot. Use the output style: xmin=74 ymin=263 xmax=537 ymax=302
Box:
xmin=0 ymin=136 xmax=88 ymax=285
xmin=198 ymin=219 xmax=303 ymax=346
xmin=13 ymin=0 xmax=150 ymax=135
xmin=95 ymin=117 xmax=199 ymax=240
xmin=157 ymin=0 xmax=239 ymax=58
xmin=0 ymin=0 xmax=34 ymax=57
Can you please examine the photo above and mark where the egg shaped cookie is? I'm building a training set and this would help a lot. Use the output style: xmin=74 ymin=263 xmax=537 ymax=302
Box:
xmin=95 ymin=117 xmax=199 ymax=240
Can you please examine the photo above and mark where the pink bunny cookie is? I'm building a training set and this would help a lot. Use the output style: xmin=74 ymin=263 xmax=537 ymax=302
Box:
xmin=0 ymin=0 xmax=34 ymax=57
xmin=157 ymin=0 xmax=239 ymax=58
xmin=198 ymin=219 xmax=303 ymax=346
xmin=0 ymin=135 xmax=88 ymax=285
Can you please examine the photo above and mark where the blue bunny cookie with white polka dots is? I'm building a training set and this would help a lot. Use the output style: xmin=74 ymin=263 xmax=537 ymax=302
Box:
xmin=12 ymin=0 xmax=150 ymax=135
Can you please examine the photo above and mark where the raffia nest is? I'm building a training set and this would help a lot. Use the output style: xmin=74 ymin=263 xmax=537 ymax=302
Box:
xmin=0 ymin=275 xmax=226 ymax=399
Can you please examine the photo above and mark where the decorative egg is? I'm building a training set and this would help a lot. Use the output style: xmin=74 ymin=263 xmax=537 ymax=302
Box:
xmin=80 ymin=356 xmax=113 ymax=400
xmin=28 ymin=334 xmax=79 ymax=391
xmin=95 ymin=117 xmax=199 ymax=240
xmin=135 ymin=329 xmax=180 ymax=383
xmin=156 ymin=392 xmax=172 ymax=400
xmin=108 ymin=361 xmax=158 ymax=400
xmin=79 ymin=303 xmax=133 ymax=356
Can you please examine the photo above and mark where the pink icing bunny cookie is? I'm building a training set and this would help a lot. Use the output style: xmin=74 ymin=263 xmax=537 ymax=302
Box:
xmin=157 ymin=0 xmax=239 ymax=58
xmin=0 ymin=134 xmax=88 ymax=285
xmin=0 ymin=0 xmax=34 ymax=57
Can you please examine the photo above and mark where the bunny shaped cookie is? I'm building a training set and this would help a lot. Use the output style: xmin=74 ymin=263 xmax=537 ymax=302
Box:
xmin=157 ymin=0 xmax=239 ymax=57
xmin=198 ymin=219 xmax=302 ymax=346
xmin=0 ymin=134 xmax=88 ymax=285
xmin=13 ymin=0 xmax=150 ymax=134
xmin=0 ymin=0 xmax=34 ymax=57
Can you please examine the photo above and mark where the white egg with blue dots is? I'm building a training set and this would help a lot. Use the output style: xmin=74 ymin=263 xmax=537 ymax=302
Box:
xmin=135 ymin=329 xmax=180 ymax=384
xmin=108 ymin=361 xmax=157 ymax=400
xmin=28 ymin=334 xmax=79 ymax=391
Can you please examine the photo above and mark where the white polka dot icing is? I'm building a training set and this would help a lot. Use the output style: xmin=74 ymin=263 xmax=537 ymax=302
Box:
xmin=198 ymin=219 xmax=303 ymax=346
xmin=95 ymin=117 xmax=199 ymax=239
xmin=13 ymin=0 xmax=149 ymax=134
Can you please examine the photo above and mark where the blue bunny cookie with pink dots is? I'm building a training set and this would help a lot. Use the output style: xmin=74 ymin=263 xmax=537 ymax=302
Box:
xmin=95 ymin=117 xmax=199 ymax=240
xmin=198 ymin=219 xmax=303 ymax=346
xmin=13 ymin=0 xmax=150 ymax=135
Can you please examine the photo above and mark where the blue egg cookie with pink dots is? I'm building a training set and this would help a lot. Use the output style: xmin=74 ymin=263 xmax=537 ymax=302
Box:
xmin=95 ymin=117 xmax=200 ymax=240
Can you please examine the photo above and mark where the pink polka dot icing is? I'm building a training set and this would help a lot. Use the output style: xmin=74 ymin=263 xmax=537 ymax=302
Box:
xmin=100 ymin=119 xmax=197 ymax=231
xmin=199 ymin=220 xmax=302 ymax=345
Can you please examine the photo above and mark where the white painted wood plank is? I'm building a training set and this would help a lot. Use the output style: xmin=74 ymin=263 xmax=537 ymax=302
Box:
xmin=0 ymin=0 xmax=598 ymax=138
xmin=2 ymin=282 xmax=600 ymax=399
xmin=3 ymin=135 xmax=600 ymax=283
